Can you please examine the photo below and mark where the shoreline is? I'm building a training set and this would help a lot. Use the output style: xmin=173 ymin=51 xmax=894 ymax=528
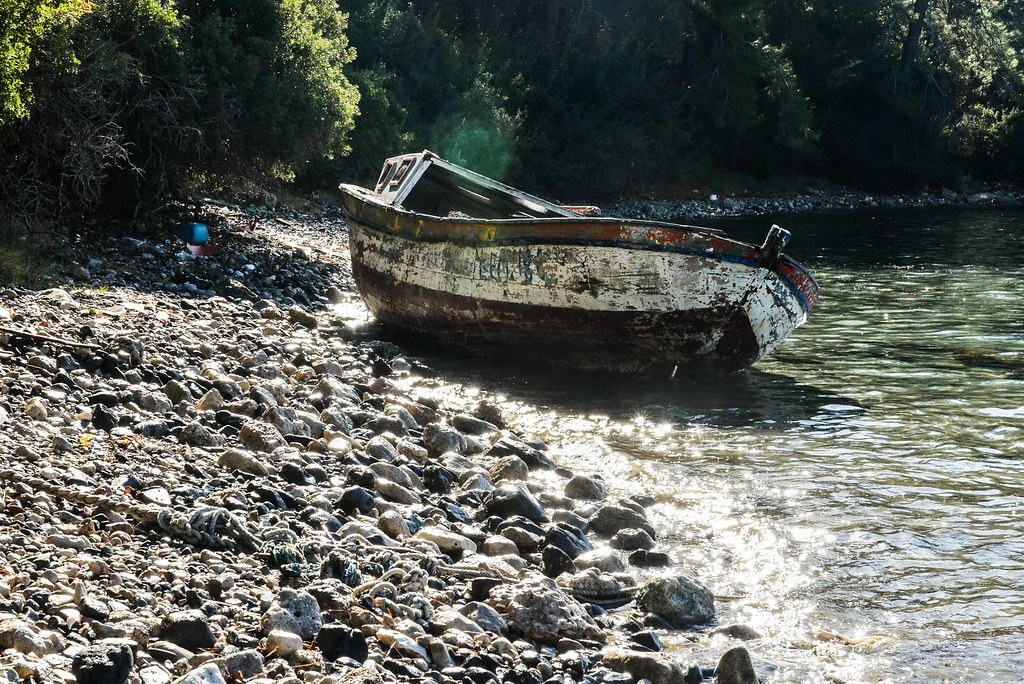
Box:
xmin=605 ymin=186 xmax=1024 ymax=221
xmin=0 ymin=204 xmax=764 ymax=684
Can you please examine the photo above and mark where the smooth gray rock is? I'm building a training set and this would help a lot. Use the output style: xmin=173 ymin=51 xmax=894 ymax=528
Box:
xmin=564 ymin=475 xmax=607 ymax=500
xmin=589 ymin=504 xmax=656 ymax=538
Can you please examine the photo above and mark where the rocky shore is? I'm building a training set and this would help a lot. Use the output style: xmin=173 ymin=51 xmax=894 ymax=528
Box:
xmin=607 ymin=186 xmax=1024 ymax=221
xmin=0 ymin=203 xmax=765 ymax=684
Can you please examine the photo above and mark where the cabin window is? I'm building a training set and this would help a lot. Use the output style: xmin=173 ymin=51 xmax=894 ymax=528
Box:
xmin=390 ymin=156 xmax=417 ymax=189
xmin=375 ymin=160 xmax=397 ymax=193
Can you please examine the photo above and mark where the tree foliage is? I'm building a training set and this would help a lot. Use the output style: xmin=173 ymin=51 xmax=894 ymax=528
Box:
xmin=0 ymin=0 xmax=358 ymax=223
xmin=1 ymin=0 xmax=1022 ymax=227
xmin=342 ymin=0 xmax=1024 ymax=195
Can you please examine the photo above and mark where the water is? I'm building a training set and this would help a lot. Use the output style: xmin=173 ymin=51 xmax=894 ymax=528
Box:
xmin=389 ymin=206 xmax=1024 ymax=682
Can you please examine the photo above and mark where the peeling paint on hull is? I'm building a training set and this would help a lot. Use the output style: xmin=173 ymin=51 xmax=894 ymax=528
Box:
xmin=339 ymin=183 xmax=818 ymax=374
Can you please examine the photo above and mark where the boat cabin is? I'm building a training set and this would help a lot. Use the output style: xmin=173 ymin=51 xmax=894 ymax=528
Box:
xmin=373 ymin=151 xmax=577 ymax=220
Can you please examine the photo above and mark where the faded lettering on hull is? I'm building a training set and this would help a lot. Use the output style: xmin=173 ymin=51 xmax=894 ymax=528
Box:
xmin=477 ymin=247 xmax=546 ymax=283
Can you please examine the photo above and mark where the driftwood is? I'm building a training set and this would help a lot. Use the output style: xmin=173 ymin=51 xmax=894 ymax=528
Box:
xmin=0 ymin=325 xmax=100 ymax=350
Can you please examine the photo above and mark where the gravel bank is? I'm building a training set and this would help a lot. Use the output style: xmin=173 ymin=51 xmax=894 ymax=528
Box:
xmin=607 ymin=186 xmax=1024 ymax=221
xmin=0 ymin=202 xmax=766 ymax=684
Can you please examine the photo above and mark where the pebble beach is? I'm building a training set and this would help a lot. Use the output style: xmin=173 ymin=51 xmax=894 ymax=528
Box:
xmin=0 ymin=200 xmax=764 ymax=684
xmin=5 ymin=179 xmax=1022 ymax=684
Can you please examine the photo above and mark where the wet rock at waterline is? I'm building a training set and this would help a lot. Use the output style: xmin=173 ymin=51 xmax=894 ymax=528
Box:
xmin=635 ymin=572 xmax=716 ymax=627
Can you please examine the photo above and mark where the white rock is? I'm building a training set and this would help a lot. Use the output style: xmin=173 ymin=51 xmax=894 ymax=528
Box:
xmin=374 ymin=628 xmax=429 ymax=660
xmin=266 ymin=629 xmax=303 ymax=658
xmin=415 ymin=526 xmax=477 ymax=554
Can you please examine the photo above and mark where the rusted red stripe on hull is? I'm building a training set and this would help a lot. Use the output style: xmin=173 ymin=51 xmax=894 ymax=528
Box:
xmin=352 ymin=260 xmax=761 ymax=374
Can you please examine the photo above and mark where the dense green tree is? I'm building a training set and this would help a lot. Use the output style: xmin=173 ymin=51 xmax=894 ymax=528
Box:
xmin=1 ymin=0 xmax=359 ymax=223
xmin=177 ymin=0 xmax=359 ymax=182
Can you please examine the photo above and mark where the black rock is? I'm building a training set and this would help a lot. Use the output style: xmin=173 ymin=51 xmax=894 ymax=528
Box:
xmin=337 ymin=486 xmax=376 ymax=514
xmin=484 ymin=485 xmax=548 ymax=523
xmin=91 ymin=404 xmax=118 ymax=432
xmin=422 ymin=464 xmax=456 ymax=493
xmin=438 ymin=497 xmax=472 ymax=523
xmin=79 ymin=596 xmax=111 ymax=621
xmin=610 ymin=528 xmax=656 ymax=551
xmin=160 ymin=610 xmax=217 ymax=651
xmin=544 ymin=523 xmax=592 ymax=559
xmin=542 ymin=544 xmax=576 ymax=578
xmin=317 ymin=624 xmax=368 ymax=662
xmin=506 ymin=666 xmax=545 ymax=684
xmin=684 ymin=664 xmax=706 ymax=684
xmin=215 ymin=410 xmax=247 ymax=428
xmin=279 ymin=461 xmax=314 ymax=485
xmin=628 ymin=549 xmax=673 ymax=567
xmin=628 ymin=630 xmax=664 ymax=652
xmin=71 ymin=642 xmax=134 ymax=684
xmin=496 ymin=515 xmax=545 ymax=537
xmin=465 ymin=666 xmax=501 ymax=684
xmin=134 ymin=419 xmax=172 ymax=438
xmin=468 ymin=577 xmax=503 ymax=601
xmin=300 ymin=506 xmax=343 ymax=532
xmin=486 ymin=435 xmax=555 ymax=470
xmin=345 ymin=466 xmax=376 ymax=489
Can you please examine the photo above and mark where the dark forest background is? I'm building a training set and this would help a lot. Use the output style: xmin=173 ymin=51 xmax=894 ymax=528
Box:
xmin=2 ymin=0 xmax=1022 ymax=226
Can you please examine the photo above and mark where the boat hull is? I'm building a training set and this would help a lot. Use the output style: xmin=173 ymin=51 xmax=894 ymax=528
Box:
xmin=340 ymin=185 xmax=818 ymax=374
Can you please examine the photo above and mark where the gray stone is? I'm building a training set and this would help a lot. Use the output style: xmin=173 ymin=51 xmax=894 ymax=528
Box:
xmin=714 ymin=646 xmax=759 ymax=684
xmin=163 ymin=379 xmax=194 ymax=405
xmin=564 ymin=475 xmax=607 ymax=500
xmin=170 ymin=663 xmax=226 ymax=684
xmin=486 ymin=571 xmax=602 ymax=643
xmin=259 ymin=589 xmax=323 ymax=640
xmin=423 ymin=422 xmax=467 ymax=456
xmin=335 ymin=666 xmax=384 ymax=684
xmin=601 ymin=648 xmax=685 ymax=684
xmin=178 ymin=419 xmax=226 ymax=446
xmin=218 ymin=448 xmax=269 ymax=475
xmin=266 ymin=629 xmax=303 ymax=658
xmin=635 ymin=572 xmax=715 ymax=627
xmin=0 ymin=617 xmax=48 ymax=655
xmin=589 ymin=504 xmax=656 ymax=538
xmin=212 ymin=649 xmax=264 ymax=680
xmin=415 ymin=525 xmax=477 ymax=554
xmin=238 ymin=421 xmax=287 ymax=452
xmin=489 ymin=455 xmax=529 ymax=482
xmin=287 ymin=305 xmax=318 ymax=328
xmin=460 ymin=601 xmax=508 ymax=636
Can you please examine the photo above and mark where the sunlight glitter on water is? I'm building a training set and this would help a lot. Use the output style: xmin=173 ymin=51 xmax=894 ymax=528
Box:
xmin=386 ymin=207 xmax=1024 ymax=682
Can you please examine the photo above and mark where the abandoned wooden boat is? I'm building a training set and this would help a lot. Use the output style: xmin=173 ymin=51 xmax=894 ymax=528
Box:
xmin=338 ymin=151 xmax=819 ymax=374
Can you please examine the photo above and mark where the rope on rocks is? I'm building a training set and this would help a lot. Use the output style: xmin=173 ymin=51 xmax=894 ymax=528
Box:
xmin=0 ymin=468 xmax=261 ymax=551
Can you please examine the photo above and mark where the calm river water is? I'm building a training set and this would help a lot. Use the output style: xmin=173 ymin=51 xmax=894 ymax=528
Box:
xmin=390 ymin=206 xmax=1024 ymax=683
